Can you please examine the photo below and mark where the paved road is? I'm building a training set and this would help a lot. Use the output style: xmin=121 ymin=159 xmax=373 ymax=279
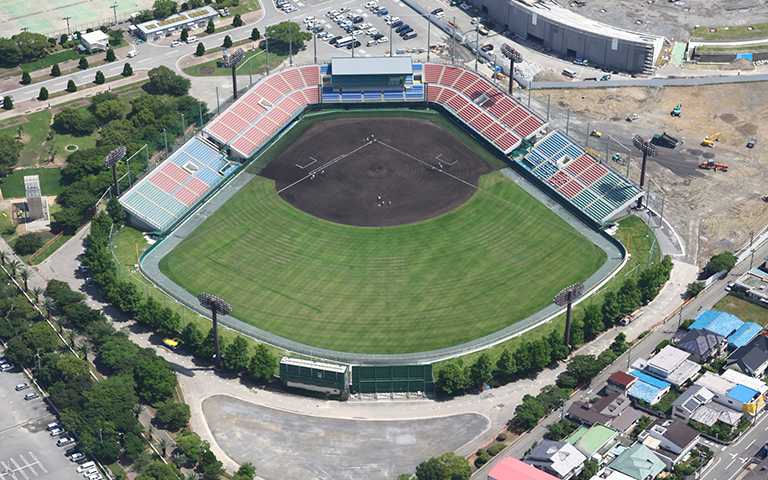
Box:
xmin=702 ymin=412 xmax=768 ymax=480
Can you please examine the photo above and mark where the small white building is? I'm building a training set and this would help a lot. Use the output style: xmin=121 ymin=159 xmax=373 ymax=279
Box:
xmin=134 ymin=5 xmax=219 ymax=42
xmin=80 ymin=31 xmax=110 ymax=53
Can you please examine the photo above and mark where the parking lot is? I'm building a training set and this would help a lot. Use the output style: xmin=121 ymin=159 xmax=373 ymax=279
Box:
xmin=0 ymin=360 xmax=83 ymax=480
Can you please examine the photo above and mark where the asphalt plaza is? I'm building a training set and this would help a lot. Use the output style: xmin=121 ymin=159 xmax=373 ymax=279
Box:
xmin=203 ymin=394 xmax=490 ymax=479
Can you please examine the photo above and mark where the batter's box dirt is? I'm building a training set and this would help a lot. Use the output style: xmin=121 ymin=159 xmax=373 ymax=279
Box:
xmin=259 ymin=117 xmax=493 ymax=227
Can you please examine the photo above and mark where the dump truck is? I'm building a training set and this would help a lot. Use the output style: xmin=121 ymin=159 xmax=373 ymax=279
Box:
xmin=627 ymin=113 xmax=638 ymax=121
xmin=651 ymin=132 xmax=679 ymax=148
xmin=699 ymin=160 xmax=728 ymax=171
xmin=702 ymin=132 xmax=721 ymax=147
xmin=671 ymin=101 xmax=682 ymax=117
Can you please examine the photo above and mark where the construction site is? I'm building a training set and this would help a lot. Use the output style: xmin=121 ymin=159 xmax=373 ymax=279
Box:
xmin=528 ymin=82 xmax=768 ymax=267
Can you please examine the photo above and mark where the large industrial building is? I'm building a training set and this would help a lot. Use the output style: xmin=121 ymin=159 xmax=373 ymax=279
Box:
xmin=472 ymin=0 xmax=664 ymax=74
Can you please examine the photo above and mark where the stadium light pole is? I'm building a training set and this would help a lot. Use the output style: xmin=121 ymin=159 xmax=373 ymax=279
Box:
xmin=427 ymin=14 xmax=431 ymax=62
xmin=265 ymin=26 xmax=270 ymax=75
xmin=555 ymin=283 xmax=584 ymax=351
xmin=632 ymin=135 xmax=658 ymax=210
xmin=63 ymin=16 xmax=72 ymax=36
xmin=198 ymin=293 xmax=232 ymax=369
xmin=507 ymin=48 xmax=521 ymax=96
xmin=103 ymin=145 xmax=126 ymax=197
xmin=289 ymin=19 xmax=293 ymax=65
xmin=223 ymin=48 xmax=245 ymax=100
xmin=389 ymin=23 xmax=393 ymax=57
xmin=451 ymin=16 xmax=456 ymax=64
xmin=313 ymin=31 xmax=317 ymax=63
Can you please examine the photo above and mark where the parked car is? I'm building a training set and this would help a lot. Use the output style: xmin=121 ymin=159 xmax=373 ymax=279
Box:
xmin=170 ymin=40 xmax=182 ymax=47
xmin=65 ymin=447 xmax=80 ymax=456
xmin=481 ymin=44 xmax=493 ymax=51
xmin=284 ymin=6 xmax=298 ymax=12
xmin=377 ymin=36 xmax=388 ymax=43
xmin=325 ymin=9 xmax=337 ymax=16
xmin=338 ymin=6 xmax=350 ymax=12
xmin=70 ymin=453 xmax=86 ymax=462
xmin=57 ymin=437 xmax=75 ymax=447
xmin=459 ymin=2 xmax=471 ymax=9
xmin=127 ymin=50 xmax=138 ymax=58
xmin=15 ymin=383 xmax=29 ymax=391
xmin=365 ymin=1 xmax=377 ymax=7
xmin=50 ymin=427 xmax=65 ymax=436
xmin=47 ymin=422 xmax=61 ymax=431
xmin=85 ymin=277 xmax=93 ymax=286
xmin=313 ymin=25 xmax=324 ymax=33
xmin=303 ymin=15 xmax=314 ymax=23
xmin=346 ymin=40 xmax=361 ymax=49
xmin=1 ymin=363 xmax=14 ymax=371
xmin=25 ymin=392 xmax=39 ymax=400
xmin=377 ymin=8 xmax=388 ymax=16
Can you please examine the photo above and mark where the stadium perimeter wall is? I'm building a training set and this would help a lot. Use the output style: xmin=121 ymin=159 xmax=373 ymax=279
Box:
xmin=138 ymin=104 xmax=628 ymax=366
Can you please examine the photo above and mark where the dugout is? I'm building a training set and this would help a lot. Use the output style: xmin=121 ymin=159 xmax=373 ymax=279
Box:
xmin=279 ymin=356 xmax=350 ymax=395
xmin=330 ymin=57 xmax=413 ymax=90
xmin=351 ymin=365 xmax=434 ymax=395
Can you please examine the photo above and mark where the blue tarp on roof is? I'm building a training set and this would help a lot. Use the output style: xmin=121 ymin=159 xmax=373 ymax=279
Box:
xmin=627 ymin=380 xmax=665 ymax=404
xmin=629 ymin=370 xmax=672 ymax=389
xmin=727 ymin=322 xmax=762 ymax=348
xmin=728 ymin=384 xmax=759 ymax=403
xmin=689 ymin=310 xmax=743 ymax=337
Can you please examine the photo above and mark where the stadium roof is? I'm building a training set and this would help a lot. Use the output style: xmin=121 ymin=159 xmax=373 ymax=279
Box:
xmin=331 ymin=57 xmax=413 ymax=76
xmin=689 ymin=310 xmax=743 ymax=337
xmin=489 ymin=456 xmax=559 ymax=480
xmin=280 ymin=356 xmax=347 ymax=373
xmin=727 ymin=384 xmax=759 ymax=404
xmin=727 ymin=322 xmax=762 ymax=348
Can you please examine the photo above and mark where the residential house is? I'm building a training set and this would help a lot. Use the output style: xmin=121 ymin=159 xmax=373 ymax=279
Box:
xmin=639 ymin=346 xmax=700 ymax=388
xmin=639 ymin=419 xmax=700 ymax=468
xmin=524 ymin=441 xmax=587 ymax=480
xmin=697 ymin=371 xmax=764 ymax=417
xmin=742 ymin=457 xmax=768 ymax=480
xmin=688 ymin=311 xmax=744 ymax=338
xmin=726 ymin=335 xmax=768 ymax=378
xmin=607 ymin=371 xmax=637 ymax=396
xmin=732 ymin=269 xmax=768 ymax=305
xmin=565 ymin=424 xmax=619 ymax=463
xmin=80 ymin=31 xmax=109 ymax=53
xmin=566 ymin=394 xmax=641 ymax=434
xmin=489 ymin=456 xmax=561 ymax=480
xmin=626 ymin=370 xmax=671 ymax=405
xmin=671 ymin=385 xmax=715 ymax=422
xmin=675 ymin=329 xmax=726 ymax=364
xmin=606 ymin=444 xmax=666 ymax=480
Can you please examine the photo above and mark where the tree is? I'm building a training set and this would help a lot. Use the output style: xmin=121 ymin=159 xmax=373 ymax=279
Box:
xmin=0 ymin=135 xmax=24 ymax=175
xmin=0 ymin=38 xmax=22 ymax=66
xmin=687 ymin=281 xmax=704 ymax=297
xmin=609 ymin=332 xmax=628 ymax=354
xmin=107 ymin=197 xmax=126 ymax=226
xmin=21 ymin=71 xmax=31 ymax=84
xmin=223 ymin=35 xmax=233 ymax=48
xmin=200 ymin=450 xmax=224 ymax=480
xmin=437 ymin=362 xmax=467 ymax=396
xmin=147 ymin=65 xmax=191 ymax=96
xmin=181 ymin=28 xmax=189 ymax=42
xmin=195 ymin=43 xmax=206 ymax=56
xmin=266 ymin=21 xmax=311 ymax=54
xmin=12 ymin=32 xmax=48 ymax=61
xmin=95 ymin=70 xmax=106 ymax=84
xmin=222 ymin=336 xmax=249 ymax=371
xmin=232 ymin=462 xmax=256 ymax=480
xmin=53 ymin=107 xmax=98 ymax=135
xmin=66 ymin=79 xmax=77 ymax=92
xmin=134 ymin=356 xmax=179 ymax=404
xmin=122 ymin=62 xmax=133 ymax=76
xmin=152 ymin=0 xmax=178 ymax=18
xmin=105 ymin=48 xmax=116 ymax=62
xmin=17 ymin=268 xmax=31 ymax=292
xmin=246 ymin=343 xmax=276 ymax=382
xmin=132 ymin=403 xmax=145 ymax=418
xmin=206 ymin=19 xmax=215 ymax=34
xmin=515 ymin=394 xmax=545 ymax=429
xmin=617 ymin=279 xmax=642 ymax=317
xmin=578 ymin=461 xmax=599 ymax=480
xmin=582 ymin=304 xmax=604 ymax=340
xmin=176 ymin=432 xmax=207 ymax=461
xmin=469 ymin=352 xmax=493 ymax=387
xmin=415 ymin=452 xmax=471 ymax=480
xmin=41 ymin=297 xmax=57 ymax=320
xmin=197 ymin=327 xmax=226 ymax=361
xmin=13 ymin=233 xmax=43 ymax=255
xmin=2 ymin=96 xmax=12 ymax=110
xmin=529 ymin=338 xmax=552 ymax=370
xmin=76 ymin=341 xmax=93 ymax=361
xmin=601 ymin=290 xmax=621 ymax=325
xmin=706 ymin=252 xmax=737 ymax=275
xmin=79 ymin=57 xmax=89 ymax=69
xmin=155 ymin=402 xmax=191 ymax=430
xmin=30 ymin=286 xmax=45 ymax=303
xmin=232 ymin=14 xmax=243 ymax=27
xmin=566 ymin=354 xmax=602 ymax=384
xmin=51 ymin=64 xmax=61 ymax=76
xmin=93 ymin=99 xmax=127 ymax=123
xmin=124 ymin=432 xmax=146 ymax=461
xmin=250 ymin=27 xmax=261 ymax=41
xmin=136 ymin=461 xmax=179 ymax=480
xmin=547 ymin=329 xmax=569 ymax=362
xmin=513 ymin=343 xmax=532 ymax=374
xmin=38 ymin=87 xmax=48 ymax=100
xmin=181 ymin=322 xmax=204 ymax=354
xmin=157 ymin=438 xmax=170 ymax=457
xmin=496 ymin=348 xmax=516 ymax=376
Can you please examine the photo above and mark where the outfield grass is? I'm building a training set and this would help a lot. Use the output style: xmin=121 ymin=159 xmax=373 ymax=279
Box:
xmin=0 ymin=167 xmax=63 ymax=199
xmin=159 ymin=167 xmax=606 ymax=354
xmin=714 ymin=295 xmax=768 ymax=327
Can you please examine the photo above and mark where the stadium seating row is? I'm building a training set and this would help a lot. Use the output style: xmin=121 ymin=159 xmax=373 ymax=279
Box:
xmin=423 ymin=63 xmax=545 ymax=140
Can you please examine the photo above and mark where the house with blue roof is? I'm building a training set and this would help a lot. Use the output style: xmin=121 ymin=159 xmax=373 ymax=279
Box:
xmin=627 ymin=370 xmax=671 ymax=405
xmin=689 ymin=310 xmax=762 ymax=350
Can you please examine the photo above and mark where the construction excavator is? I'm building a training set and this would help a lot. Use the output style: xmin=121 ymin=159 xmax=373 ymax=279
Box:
xmin=672 ymin=101 xmax=682 ymax=117
xmin=699 ymin=159 xmax=728 ymax=171
xmin=702 ymin=132 xmax=721 ymax=147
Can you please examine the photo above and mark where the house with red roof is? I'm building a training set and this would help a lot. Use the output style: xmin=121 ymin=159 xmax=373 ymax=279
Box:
xmin=489 ymin=456 xmax=561 ymax=480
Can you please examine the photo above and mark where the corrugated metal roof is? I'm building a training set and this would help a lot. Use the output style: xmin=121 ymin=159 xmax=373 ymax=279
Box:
xmin=689 ymin=310 xmax=743 ymax=337
xmin=331 ymin=57 xmax=413 ymax=76
xmin=727 ymin=322 xmax=762 ymax=348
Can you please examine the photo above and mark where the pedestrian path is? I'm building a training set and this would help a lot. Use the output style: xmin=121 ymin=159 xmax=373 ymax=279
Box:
xmin=670 ymin=42 xmax=687 ymax=67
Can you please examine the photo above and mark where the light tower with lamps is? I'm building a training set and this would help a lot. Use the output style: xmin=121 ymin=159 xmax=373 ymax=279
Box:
xmin=632 ymin=135 xmax=658 ymax=210
xmin=198 ymin=293 xmax=231 ymax=369
xmin=103 ymin=145 xmax=126 ymax=197
xmin=222 ymin=48 xmax=245 ymax=100
xmin=555 ymin=283 xmax=584 ymax=350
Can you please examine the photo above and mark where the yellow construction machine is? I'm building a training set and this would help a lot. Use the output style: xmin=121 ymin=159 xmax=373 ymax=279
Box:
xmin=702 ymin=132 xmax=721 ymax=147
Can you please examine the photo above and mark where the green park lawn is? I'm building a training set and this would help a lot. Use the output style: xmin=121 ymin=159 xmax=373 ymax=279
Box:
xmin=714 ymin=295 xmax=768 ymax=327
xmin=158 ymin=167 xmax=606 ymax=354
xmin=183 ymin=47 xmax=288 ymax=77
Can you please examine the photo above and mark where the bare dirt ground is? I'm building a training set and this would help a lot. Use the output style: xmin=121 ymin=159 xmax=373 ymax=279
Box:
xmin=531 ymin=83 xmax=768 ymax=266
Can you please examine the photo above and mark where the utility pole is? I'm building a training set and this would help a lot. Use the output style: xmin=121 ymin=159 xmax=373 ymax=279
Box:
xmin=63 ymin=16 xmax=72 ymax=36
xmin=110 ymin=2 xmax=118 ymax=25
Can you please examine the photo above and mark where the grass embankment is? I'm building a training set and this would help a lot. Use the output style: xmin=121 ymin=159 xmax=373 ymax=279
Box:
xmin=183 ymin=47 xmax=288 ymax=77
xmin=158 ymin=165 xmax=603 ymax=354
xmin=697 ymin=43 xmax=768 ymax=54
xmin=691 ymin=23 xmax=768 ymax=41
xmin=0 ymin=111 xmax=96 ymax=167
xmin=0 ymin=167 xmax=64 ymax=198
xmin=714 ymin=295 xmax=768 ymax=327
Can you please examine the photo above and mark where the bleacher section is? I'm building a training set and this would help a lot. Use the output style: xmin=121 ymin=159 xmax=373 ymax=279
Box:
xmin=204 ymin=65 xmax=322 ymax=158
xmin=423 ymin=63 xmax=546 ymax=142
xmin=516 ymin=131 xmax=641 ymax=222
xmin=119 ymin=137 xmax=230 ymax=231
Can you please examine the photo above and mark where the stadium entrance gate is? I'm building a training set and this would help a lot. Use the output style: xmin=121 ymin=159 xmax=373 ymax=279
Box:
xmin=351 ymin=365 xmax=434 ymax=395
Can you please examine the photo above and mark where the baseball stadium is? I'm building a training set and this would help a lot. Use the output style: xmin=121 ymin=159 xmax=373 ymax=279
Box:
xmin=128 ymin=57 xmax=640 ymax=366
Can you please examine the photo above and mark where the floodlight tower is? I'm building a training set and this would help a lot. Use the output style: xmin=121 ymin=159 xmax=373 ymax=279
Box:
xmin=554 ymin=283 xmax=584 ymax=350
xmin=507 ymin=48 xmax=522 ymax=95
xmin=103 ymin=145 xmax=126 ymax=197
xmin=198 ymin=293 xmax=231 ymax=369
xmin=223 ymin=48 xmax=245 ymax=100
xmin=632 ymin=135 xmax=658 ymax=210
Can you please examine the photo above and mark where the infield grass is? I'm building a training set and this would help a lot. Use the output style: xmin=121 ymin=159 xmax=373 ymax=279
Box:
xmin=159 ymin=167 xmax=606 ymax=354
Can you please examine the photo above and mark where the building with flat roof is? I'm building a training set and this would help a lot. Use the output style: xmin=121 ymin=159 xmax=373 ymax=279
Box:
xmin=24 ymin=175 xmax=45 ymax=220
xmin=489 ymin=456 xmax=560 ymax=480
xmin=732 ymin=269 xmax=768 ymax=304
xmin=330 ymin=57 xmax=413 ymax=90
xmin=675 ymin=329 xmax=726 ymax=364
xmin=721 ymin=368 xmax=768 ymax=395
xmin=80 ymin=30 xmax=109 ymax=53
xmin=565 ymin=424 xmax=618 ymax=463
xmin=135 ymin=6 xmax=219 ymax=42
xmin=696 ymin=371 xmax=764 ymax=417
xmin=524 ymin=441 xmax=587 ymax=480
xmin=634 ymin=346 xmax=699 ymax=388
xmin=607 ymin=444 xmax=666 ymax=480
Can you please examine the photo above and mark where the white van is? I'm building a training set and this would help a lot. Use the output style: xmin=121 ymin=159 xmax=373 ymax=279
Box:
xmin=82 ymin=468 xmax=98 ymax=477
xmin=77 ymin=462 xmax=95 ymax=473
xmin=186 ymin=35 xmax=198 ymax=43
xmin=562 ymin=68 xmax=577 ymax=78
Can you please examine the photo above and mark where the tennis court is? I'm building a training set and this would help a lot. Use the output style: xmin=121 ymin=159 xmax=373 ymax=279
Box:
xmin=0 ymin=0 xmax=154 ymax=36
